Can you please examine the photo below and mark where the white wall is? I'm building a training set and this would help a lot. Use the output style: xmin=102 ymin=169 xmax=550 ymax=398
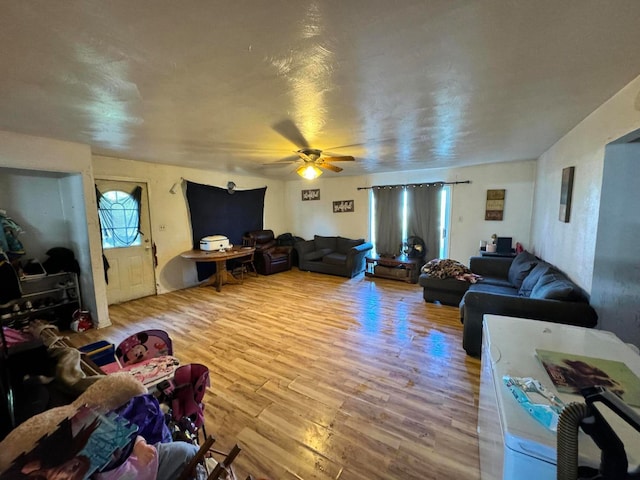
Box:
xmin=531 ymin=74 xmax=640 ymax=293
xmin=0 ymin=171 xmax=71 ymax=260
xmin=58 ymin=174 xmax=99 ymax=319
xmin=284 ymin=176 xmax=371 ymax=240
xmin=590 ymin=142 xmax=640 ymax=347
xmin=286 ymin=160 xmax=536 ymax=263
xmin=0 ymin=130 xmax=109 ymax=327
xmin=92 ymin=155 xmax=288 ymax=293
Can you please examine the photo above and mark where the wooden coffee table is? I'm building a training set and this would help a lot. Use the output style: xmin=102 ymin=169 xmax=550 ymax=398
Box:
xmin=365 ymin=254 xmax=423 ymax=283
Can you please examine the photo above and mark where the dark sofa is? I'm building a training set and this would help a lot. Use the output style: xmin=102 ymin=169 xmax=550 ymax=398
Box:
xmin=461 ymin=252 xmax=598 ymax=356
xmin=295 ymin=235 xmax=373 ymax=278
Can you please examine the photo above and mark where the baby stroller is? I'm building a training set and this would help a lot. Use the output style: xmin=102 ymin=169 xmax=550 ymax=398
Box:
xmin=159 ymin=363 xmax=210 ymax=444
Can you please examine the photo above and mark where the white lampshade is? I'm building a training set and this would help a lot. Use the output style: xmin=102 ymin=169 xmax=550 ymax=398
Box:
xmin=296 ymin=164 xmax=323 ymax=180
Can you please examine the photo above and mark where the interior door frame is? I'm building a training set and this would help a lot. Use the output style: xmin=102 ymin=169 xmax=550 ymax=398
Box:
xmin=94 ymin=175 xmax=157 ymax=301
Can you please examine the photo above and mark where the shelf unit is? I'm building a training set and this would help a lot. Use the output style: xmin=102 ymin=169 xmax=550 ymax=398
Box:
xmin=0 ymin=271 xmax=81 ymax=329
xmin=1 ymin=271 xmax=81 ymax=436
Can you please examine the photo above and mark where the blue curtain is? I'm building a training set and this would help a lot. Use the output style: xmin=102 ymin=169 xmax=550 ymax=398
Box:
xmin=186 ymin=181 xmax=266 ymax=281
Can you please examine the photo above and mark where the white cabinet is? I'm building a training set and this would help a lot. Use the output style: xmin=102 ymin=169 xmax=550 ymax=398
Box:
xmin=0 ymin=271 xmax=81 ymax=330
xmin=478 ymin=315 xmax=640 ymax=479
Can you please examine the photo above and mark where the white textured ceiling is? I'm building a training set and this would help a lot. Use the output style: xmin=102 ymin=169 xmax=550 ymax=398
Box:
xmin=2 ymin=1 xmax=640 ymax=178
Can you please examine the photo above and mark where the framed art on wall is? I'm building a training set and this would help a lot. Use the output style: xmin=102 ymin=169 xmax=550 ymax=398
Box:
xmin=333 ymin=200 xmax=354 ymax=213
xmin=485 ymin=189 xmax=505 ymax=221
xmin=302 ymin=189 xmax=320 ymax=201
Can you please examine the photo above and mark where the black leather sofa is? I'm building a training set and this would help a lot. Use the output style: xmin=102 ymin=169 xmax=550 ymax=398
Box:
xmin=294 ymin=235 xmax=373 ymax=278
xmin=460 ymin=252 xmax=598 ymax=356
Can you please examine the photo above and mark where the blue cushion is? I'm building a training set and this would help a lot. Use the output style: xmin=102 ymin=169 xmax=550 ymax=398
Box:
xmin=507 ymin=251 xmax=538 ymax=288
xmin=530 ymin=271 xmax=581 ymax=301
xmin=468 ymin=283 xmax=519 ymax=296
xmin=477 ymin=277 xmax=513 ymax=288
xmin=518 ymin=262 xmax=554 ymax=297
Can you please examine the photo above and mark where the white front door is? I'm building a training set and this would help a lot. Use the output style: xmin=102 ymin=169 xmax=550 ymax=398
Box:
xmin=95 ymin=180 xmax=156 ymax=305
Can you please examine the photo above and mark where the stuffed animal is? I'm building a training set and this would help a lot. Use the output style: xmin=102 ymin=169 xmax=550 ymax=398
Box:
xmin=0 ymin=372 xmax=147 ymax=473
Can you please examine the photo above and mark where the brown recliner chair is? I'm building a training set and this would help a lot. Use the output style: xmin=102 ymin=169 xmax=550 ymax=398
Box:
xmin=243 ymin=230 xmax=292 ymax=275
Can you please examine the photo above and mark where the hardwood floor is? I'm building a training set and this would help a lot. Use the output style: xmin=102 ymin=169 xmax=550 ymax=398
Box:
xmin=73 ymin=268 xmax=482 ymax=480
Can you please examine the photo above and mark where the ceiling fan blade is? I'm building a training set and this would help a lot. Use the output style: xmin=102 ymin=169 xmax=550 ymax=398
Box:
xmin=318 ymin=162 xmax=343 ymax=173
xmin=262 ymin=155 xmax=300 ymax=166
xmin=321 ymin=155 xmax=355 ymax=162
xmin=276 ymin=154 xmax=300 ymax=163
xmin=272 ymin=119 xmax=310 ymax=149
xmin=262 ymin=162 xmax=296 ymax=167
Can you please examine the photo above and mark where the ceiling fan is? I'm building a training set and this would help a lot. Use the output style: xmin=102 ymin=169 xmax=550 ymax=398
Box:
xmin=270 ymin=120 xmax=355 ymax=179
xmin=292 ymin=148 xmax=355 ymax=179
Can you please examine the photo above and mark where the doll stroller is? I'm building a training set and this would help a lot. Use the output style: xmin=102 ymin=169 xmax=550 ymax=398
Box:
xmin=159 ymin=362 xmax=210 ymax=444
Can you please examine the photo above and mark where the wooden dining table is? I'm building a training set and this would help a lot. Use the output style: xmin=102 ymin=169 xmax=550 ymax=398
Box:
xmin=180 ymin=246 xmax=256 ymax=292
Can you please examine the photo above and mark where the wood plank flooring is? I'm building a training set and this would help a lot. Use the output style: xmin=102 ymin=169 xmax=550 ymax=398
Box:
xmin=72 ymin=268 xmax=481 ymax=480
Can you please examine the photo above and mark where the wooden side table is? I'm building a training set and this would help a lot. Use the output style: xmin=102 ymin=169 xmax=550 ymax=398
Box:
xmin=365 ymin=254 xmax=422 ymax=284
xmin=180 ymin=247 xmax=255 ymax=292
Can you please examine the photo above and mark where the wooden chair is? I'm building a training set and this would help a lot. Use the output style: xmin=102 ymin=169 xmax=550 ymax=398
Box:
xmin=178 ymin=436 xmax=242 ymax=480
xmin=115 ymin=329 xmax=173 ymax=367
xmin=235 ymin=237 xmax=258 ymax=282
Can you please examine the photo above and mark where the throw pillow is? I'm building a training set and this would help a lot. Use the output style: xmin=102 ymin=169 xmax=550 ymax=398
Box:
xmin=518 ymin=262 xmax=553 ymax=297
xmin=507 ymin=251 xmax=538 ymax=289
xmin=314 ymin=235 xmax=337 ymax=251
xmin=530 ymin=271 xmax=580 ymax=301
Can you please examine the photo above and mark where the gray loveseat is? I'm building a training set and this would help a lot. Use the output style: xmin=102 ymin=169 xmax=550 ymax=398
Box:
xmin=461 ymin=252 xmax=598 ymax=356
xmin=295 ymin=235 xmax=373 ymax=278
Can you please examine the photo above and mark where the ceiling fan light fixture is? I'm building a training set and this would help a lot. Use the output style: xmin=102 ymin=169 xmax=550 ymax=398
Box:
xmin=297 ymin=164 xmax=323 ymax=180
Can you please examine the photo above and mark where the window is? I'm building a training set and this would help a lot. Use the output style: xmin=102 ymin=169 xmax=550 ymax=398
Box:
xmin=439 ymin=186 xmax=451 ymax=258
xmin=97 ymin=189 xmax=142 ymax=249
xmin=370 ymin=185 xmax=451 ymax=259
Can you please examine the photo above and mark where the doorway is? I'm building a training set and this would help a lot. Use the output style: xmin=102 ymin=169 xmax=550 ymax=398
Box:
xmin=590 ymin=137 xmax=640 ymax=348
xmin=95 ymin=180 xmax=156 ymax=305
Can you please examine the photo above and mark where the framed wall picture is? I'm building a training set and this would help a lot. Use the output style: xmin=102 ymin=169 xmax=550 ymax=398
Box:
xmin=301 ymin=189 xmax=320 ymax=201
xmin=333 ymin=200 xmax=354 ymax=213
xmin=559 ymin=166 xmax=574 ymax=222
xmin=485 ymin=189 xmax=505 ymax=221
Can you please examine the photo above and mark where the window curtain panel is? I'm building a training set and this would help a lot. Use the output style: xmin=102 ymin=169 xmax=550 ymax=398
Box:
xmin=373 ymin=187 xmax=404 ymax=256
xmin=186 ymin=181 xmax=266 ymax=281
xmin=96 ymin=185 xmax=143 ymax=247
xmin=407 ymin=184 xmax=443 ymax=260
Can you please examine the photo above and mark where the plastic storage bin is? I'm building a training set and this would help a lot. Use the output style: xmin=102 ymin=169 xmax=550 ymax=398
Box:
xmin=78 ymin=340 xmax=116 ymax=367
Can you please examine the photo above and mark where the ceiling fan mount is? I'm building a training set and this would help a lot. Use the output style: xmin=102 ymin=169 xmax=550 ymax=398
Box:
xmin=297 ymin=149 xmax=323 ymax=162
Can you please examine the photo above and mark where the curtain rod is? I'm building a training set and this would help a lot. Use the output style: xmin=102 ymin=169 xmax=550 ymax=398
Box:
xmin=357 ymin=180 xmax=471 ymax=190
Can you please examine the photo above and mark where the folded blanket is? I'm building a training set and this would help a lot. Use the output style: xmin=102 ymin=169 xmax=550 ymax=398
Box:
xmin=421 ymin=258 xmax=482 ymax=283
